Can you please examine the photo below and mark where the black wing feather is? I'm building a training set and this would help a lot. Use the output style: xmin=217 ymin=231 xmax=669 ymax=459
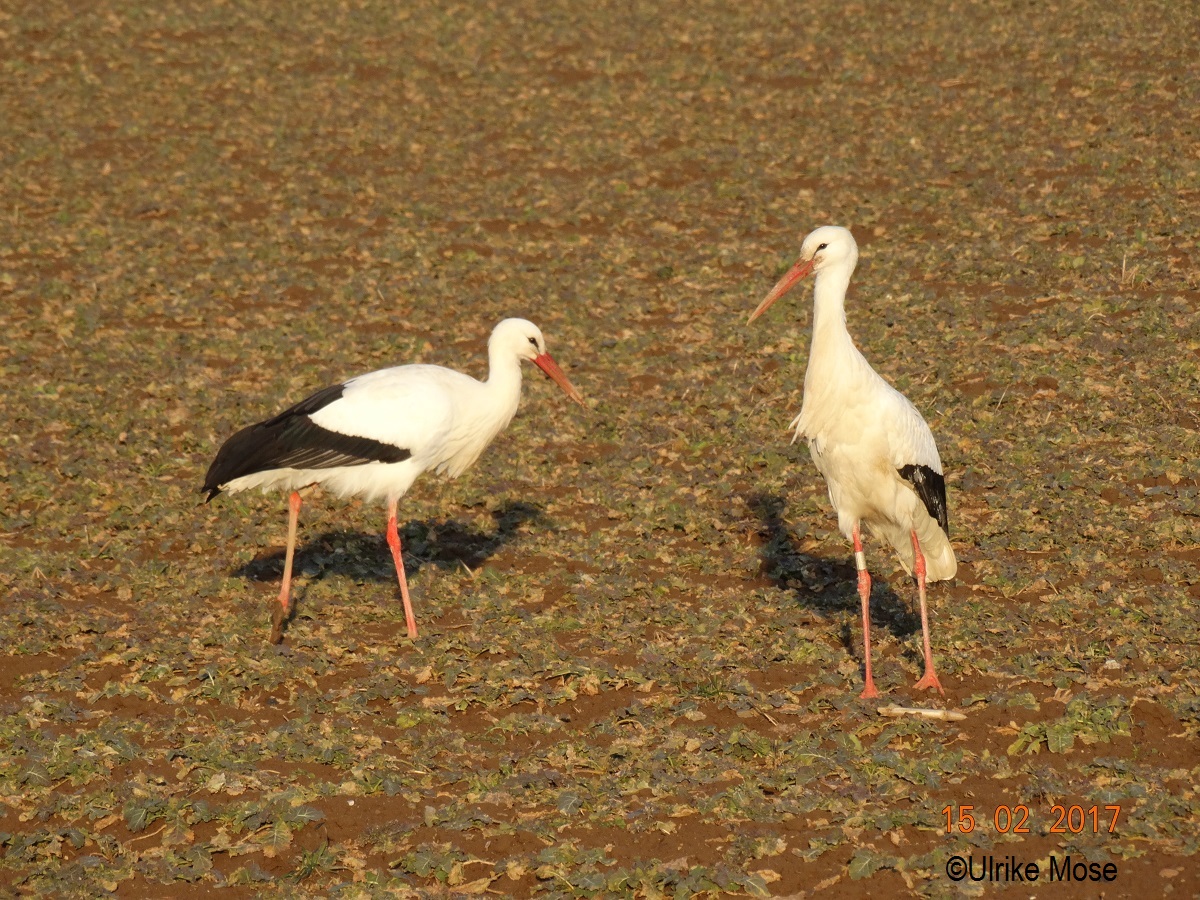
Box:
xmin=898 ymin=464 xmax=949 ymax=535
xmin=202 ymin=383 xmax=411 ymax=500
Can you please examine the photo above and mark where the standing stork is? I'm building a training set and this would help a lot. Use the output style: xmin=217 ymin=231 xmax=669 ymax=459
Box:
xmin=748 ymin=226 xmax=956 ymax=698
xmin=202 ymin=317 xmax=584 ymax=644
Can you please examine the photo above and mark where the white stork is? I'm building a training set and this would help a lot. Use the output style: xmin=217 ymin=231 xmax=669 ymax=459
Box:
xmin=749 ymin=226 xmax=956 ymax=698
xmin=202 ymin=317 xmax=584 ymax=644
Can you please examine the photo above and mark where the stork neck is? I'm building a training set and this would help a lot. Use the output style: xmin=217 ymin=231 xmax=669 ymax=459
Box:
xmin=484 ymin=344 xmax=525 ymax=403
xmin=810 ymin=266 xmax=853 ymax=345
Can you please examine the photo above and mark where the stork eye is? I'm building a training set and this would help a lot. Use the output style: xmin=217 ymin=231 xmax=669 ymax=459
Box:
xmin=528 ymin=336 xmax=539 ymax=347
xmin=817 ymin=242 xmax=828 ymax=251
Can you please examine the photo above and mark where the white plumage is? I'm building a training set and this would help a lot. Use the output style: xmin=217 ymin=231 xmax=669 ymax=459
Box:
xmin=221 ymin=364 xmax=516 ymax=502
xmin=204 ymin=317 xmax=584 ymax=643
xmin=750 ymin=226 xmax=955 ymax=698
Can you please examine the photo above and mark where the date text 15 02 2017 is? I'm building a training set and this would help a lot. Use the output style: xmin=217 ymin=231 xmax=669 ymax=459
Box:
xmin=942 ymin=804 xmax=1121 ymax=835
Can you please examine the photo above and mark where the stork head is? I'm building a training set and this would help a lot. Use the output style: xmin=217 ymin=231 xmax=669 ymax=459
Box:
xmin=748 ymin=225 xmax=858 ymax=323
xmin=491 ymin=318 xmax=585 ymax=405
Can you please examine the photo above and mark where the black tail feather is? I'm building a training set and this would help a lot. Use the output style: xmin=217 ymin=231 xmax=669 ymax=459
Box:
xmin=898 ymin=464 xmax=949 ymax=535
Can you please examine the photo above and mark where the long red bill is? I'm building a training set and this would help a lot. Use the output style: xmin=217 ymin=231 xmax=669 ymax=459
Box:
xmin=533 ymin=353 xmax=585 ymax=406
xmin=747 ymin=257 xmax=816 ymax=323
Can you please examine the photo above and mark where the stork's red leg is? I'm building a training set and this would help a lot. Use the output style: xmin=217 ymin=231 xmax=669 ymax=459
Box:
xmin=270 ymin=490 xmax=302 ymax=643
xmin=853 ymin=525 xmax=880 ymax=699
xmin=911 ymin=530 xmax=944 ymax=694
xmin=386 ymin=499 xmax=419 ymax=639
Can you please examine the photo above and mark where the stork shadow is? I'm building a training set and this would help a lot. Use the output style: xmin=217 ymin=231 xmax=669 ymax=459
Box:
xmin=234 ymin=501 xmax=543 ymax=622
xmin=744 ymin=492 xmax=921 ymax=657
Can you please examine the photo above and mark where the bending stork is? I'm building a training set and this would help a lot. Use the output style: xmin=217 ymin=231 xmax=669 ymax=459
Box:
xmin=203 ymin=317 xmax=584 ymax=643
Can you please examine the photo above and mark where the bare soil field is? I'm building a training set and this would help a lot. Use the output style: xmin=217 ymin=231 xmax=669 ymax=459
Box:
xmin=1 ymin=1 xmax=1198 ymax=896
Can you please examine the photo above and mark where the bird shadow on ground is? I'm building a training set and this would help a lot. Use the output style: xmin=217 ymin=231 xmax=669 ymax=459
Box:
xmin=743 ymin=493 xmax=922 ymax=656
xmin=234 ymin=501 xmax=544 ymax=612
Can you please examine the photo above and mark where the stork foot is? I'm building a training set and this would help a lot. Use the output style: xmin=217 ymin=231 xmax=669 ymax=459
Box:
xmin=914 ymin=669 xmax=944 ymax=694
xmin=859 ymin=681 xmax=881 ymax=700
xmin=270 ymin=602 xmax=287 ymax=645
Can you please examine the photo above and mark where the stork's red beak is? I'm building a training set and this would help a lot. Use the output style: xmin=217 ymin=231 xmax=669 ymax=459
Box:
xmin=748 ymin=257 xmax=817 ymax=323
xmin=534 ymin=353 xmax=585 ymax=406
